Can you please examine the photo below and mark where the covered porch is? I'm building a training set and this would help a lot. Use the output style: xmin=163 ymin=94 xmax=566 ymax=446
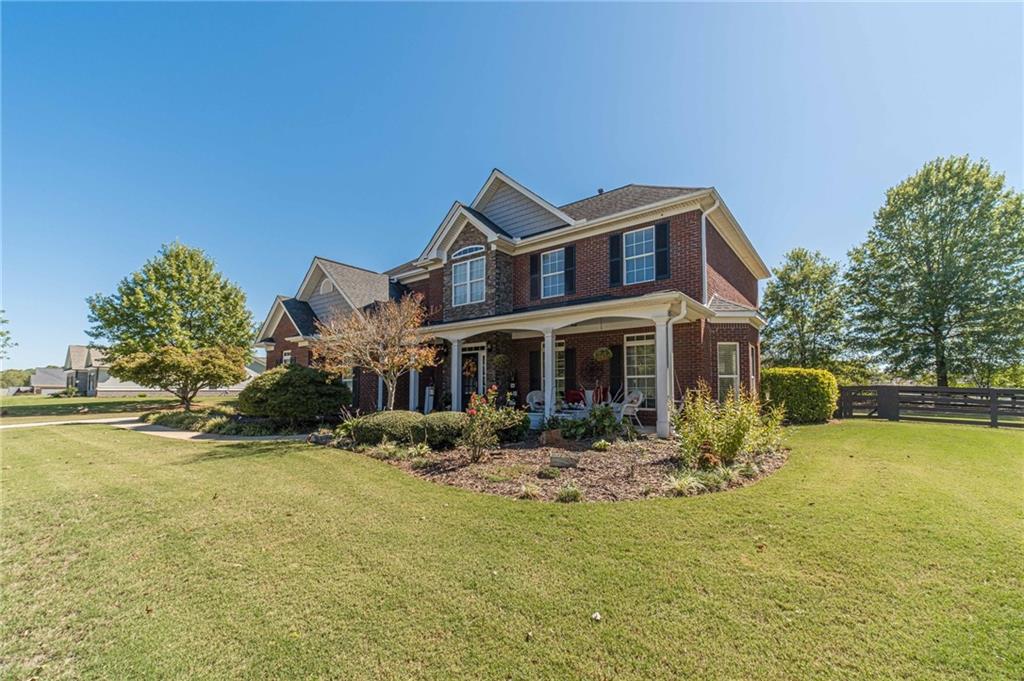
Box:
xmin=415 ymin=291 xmax=712 ymax=437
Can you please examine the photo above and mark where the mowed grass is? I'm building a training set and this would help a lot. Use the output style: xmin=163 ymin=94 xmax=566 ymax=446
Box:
xmin=0 ymin=394 xmax=236 ymax=424
xmin=1 ymin=421 xmax=1021 ymax=680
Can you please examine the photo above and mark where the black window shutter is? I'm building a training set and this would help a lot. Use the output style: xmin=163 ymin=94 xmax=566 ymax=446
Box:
xmin=609 ymin=345 xmax=624 ymax=399
xmin=564 ymin=245 xmax=576 ymax=295
xmin=609 ymin=234 xmax=622 ymax=286
xmin=529 ymin=254 xmax=540 ymax=300
xmin=564 ymin=347 xmax=577 ymax=391
xmin=529 ymin=351 xmax=541 ymax=391
xmin=351 ymin=367 xmax=361 ymax=408
xmin=655 ymin=222 xmax=670 ymax=280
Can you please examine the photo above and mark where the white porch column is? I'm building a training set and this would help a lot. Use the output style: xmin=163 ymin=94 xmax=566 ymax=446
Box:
xmin=409 ymin=369 xmax=419 ymax=412
xmin=377 ymin=376 xmax=384 ymax=411
xmin=654 ymin=316 xmax=670 ymax=437
xmin=543 ymin=328 xmax=555 ymax=418
xmin=450 ymin=339 xmax=462 ymax=412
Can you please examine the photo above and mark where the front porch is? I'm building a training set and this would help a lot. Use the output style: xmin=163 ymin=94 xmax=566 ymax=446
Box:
xmin=415 ymin=291 xmax=712 ymax=437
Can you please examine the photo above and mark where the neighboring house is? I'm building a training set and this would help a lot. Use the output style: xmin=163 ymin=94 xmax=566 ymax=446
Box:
xmin=29 ymin=367 xmax=68 ymax=394
xmin=62 ymin=345 xmax=263 ymax=397
xmin=256 ymin=169 xmax=769 ymax=436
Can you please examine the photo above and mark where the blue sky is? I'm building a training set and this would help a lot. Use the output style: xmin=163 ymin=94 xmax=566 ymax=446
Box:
xmin=3 ymin=2 xmax=1021 ymax=369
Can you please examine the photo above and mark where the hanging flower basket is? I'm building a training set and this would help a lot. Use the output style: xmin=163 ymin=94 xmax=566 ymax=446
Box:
xmin=593 ymin=347 xmax=613 ymax=363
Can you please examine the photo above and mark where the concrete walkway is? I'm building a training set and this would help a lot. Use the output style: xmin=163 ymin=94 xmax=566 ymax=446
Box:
xmin=1 ymin=417 xmax=308 ymax=442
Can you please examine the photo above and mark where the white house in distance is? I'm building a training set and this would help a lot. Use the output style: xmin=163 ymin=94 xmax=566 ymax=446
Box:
xmin=62 ymin=345 xmax=263 ymax=397
xmin=28 ymin=367 xmax=68 ymax=395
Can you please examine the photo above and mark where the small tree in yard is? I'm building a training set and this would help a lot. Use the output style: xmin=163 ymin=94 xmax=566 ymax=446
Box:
xmin=312 ymin=293 xmax=437 ymax=410
xmin=87 ymin=243 xmax=254 ymax=410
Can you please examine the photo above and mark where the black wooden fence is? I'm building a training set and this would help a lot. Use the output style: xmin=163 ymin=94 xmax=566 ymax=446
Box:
xmin=838 ymin=385 xmax=1024 ymax=428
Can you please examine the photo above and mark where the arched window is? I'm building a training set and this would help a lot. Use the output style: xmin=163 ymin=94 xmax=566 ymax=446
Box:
xmin=451 ymin=245 xmax=485 ymax=260
xmin=319 ymin=279 xmax=334 ymax=295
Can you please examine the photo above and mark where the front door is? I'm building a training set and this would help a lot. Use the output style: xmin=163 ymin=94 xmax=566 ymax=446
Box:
xmin=460 ymin=345 xmax=486 ymax=409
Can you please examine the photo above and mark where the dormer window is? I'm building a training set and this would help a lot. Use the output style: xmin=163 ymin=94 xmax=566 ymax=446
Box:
xmin=452 ymin=245 xmax=485 ymax=260
xmin=452 ymin=256 xmax=485 ymax=306
xmin=319 ymin=279 xmax=334 ymax=295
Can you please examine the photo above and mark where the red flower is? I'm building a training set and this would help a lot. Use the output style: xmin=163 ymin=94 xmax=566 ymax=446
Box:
xmin=467 ymin=408 xmax=477 ymax=416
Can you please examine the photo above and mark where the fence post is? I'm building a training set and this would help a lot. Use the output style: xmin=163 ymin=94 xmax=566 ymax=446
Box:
xmin=877 ymin=386 xmax=899 ymax=421
xmin=989 ymin=388 xmax=999 ymax=428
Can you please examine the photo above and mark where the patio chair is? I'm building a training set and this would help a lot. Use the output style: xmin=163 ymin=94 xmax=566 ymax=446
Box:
xmin=526 ymin=390 xmax=545 ymax=413
xmin=612 ymin=390 xmax=644 ymax=427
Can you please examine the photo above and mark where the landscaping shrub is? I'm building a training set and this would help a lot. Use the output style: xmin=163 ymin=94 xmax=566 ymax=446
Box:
xmin=555 ymin=484 xmax=582 ymax=503
xmin=238 ymin=365 xmax=351 ymax=424
xmin=422 ymin=411 xmax=467 ymax=450
xmin=592 ymin=439 xmax=611 ymax=452
xmin=494 ymin=407 xmax=530 ymax=443
xmin=664 ymin=471 xmax=705 ymax=497
xmin=461 ymin=389 xmax=501 ymax=462
xmin=545 ymin=404 xmax=626 ymax=441
xmin=518 ymin=483 xmax=542 ymax=500
xmin=675 ymin=383 xmax=785 ymax=468
xmin=537 ymin=466 xmax=560 ymax=480
xmin=350 ymin=410 xmax=425 ymax=445
xmin=760 ymin=367 xmax=839 ymax=424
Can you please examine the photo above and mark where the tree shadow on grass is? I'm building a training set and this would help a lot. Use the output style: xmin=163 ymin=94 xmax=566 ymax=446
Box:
xmin=178 ymin=440 xmax=307 ymax=464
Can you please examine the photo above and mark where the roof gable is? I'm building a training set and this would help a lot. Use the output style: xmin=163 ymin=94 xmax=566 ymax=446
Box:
xmin=64 ymin=345 xmax=89 ymax=370
xmin=470 ymin=169 xmax=575 ymax=238
xmin=417 ymin=202 xmax=515 ymax=264
xmin=297 ymin=258 xmax=390 ymax=311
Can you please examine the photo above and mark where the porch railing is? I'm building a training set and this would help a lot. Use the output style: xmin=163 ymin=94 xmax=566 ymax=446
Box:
xmin=838 ymin=385 xmax=1024 ymax=428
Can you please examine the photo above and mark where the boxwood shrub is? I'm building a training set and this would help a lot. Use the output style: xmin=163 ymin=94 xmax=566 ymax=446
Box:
xmin=760 ymin=367 xmax=839 ymax=424
xmin=238 ymin=364 xmax=351 ymax=424
xmin=422 ymin=411 xmax=468 ymax=450
xmin=350 ymin=410 xmax=426 ymax=445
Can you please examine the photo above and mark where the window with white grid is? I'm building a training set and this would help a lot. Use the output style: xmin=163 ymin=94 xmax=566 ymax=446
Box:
xmin=625 ymin=333 xmax=656 ymax=409
xmin=623 ymin=226 xmax=655 ymax=285
xmin=452 ymin=256 xmax=485 ymax=306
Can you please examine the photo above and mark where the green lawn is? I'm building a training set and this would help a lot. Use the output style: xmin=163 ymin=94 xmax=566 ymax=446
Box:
xmin=1 ymin=421 xmax=1021 ymax=679
xmin=0 ymin=394 xmax=236 ymax=425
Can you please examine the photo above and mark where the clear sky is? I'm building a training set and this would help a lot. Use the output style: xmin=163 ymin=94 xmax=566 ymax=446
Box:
xmin=2 ymin=2 xmax=1021 ymax=369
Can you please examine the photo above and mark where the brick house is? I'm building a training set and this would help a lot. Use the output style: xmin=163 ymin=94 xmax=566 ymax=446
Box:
xmin=256 ymin=169 xmax=770 ymax=436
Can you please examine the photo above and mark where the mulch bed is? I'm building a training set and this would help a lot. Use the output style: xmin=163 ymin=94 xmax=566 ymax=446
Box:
xmin=381 ymin=434 xmax=787 ymax=502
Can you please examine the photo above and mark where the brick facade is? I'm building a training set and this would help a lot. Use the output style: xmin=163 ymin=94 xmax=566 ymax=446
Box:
xmin=441 ymin=225 xmax=513 ymax=322
xmin=706 ymin=221 xmax=758 ymax=307
xmin=265 ymin=317 xmax=312 ymax=369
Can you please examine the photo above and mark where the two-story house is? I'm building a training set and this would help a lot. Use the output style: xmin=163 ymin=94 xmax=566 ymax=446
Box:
xmin=256 ymin=169 xmax=770 ymax=436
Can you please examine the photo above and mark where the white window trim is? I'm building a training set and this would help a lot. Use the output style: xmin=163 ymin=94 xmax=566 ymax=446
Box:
xmin=452 ymin=245 xmax=485 ymax=260
xmin=540 ymin=247 xmax=565 ymax=299
xmin=622 ymin=225 xmax=655 ymax=284
xmin=749 ymin=344 xmax=757 ymax=391
xmin=540 ymin=340 xmax=566 ymax=397
xmin=319 ymin=279 xmax=334 ymax=295
xmin=282 ymin=349 xmax=293 ymax=366
xmin=624 ymin=333 xmax=656 ymax=410
xmin=717 ymin=342 xmax=740 ymax=401
xmin=452 ymin=256 xmax=485 ymax=307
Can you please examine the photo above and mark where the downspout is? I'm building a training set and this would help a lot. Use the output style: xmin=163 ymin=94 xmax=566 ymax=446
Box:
xmin=700 ymin=197 xmax=720 ymax=305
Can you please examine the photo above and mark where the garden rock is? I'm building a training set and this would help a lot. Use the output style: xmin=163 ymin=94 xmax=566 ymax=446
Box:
xmin=550 ymin=454 xmax=579 ymax=468
xmin=306 ymin=432 xmax=335 ymax=445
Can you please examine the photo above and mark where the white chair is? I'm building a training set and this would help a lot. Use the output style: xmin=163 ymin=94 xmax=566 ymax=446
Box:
xmin=612 ymin=390 xmax=644 ymax=427
xmin=526 ymin=390 xmax=545 ymax=413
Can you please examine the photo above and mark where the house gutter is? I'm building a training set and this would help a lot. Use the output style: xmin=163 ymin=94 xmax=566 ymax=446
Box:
xmin=700 ymin=197 xmax=720 ymax=304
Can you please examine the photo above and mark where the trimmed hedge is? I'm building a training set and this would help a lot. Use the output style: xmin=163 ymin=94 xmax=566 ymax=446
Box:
xmin=760 ymin=367 xmax=839 ymax=424
xmin=350 ymin=410 xmax=425 ymax=445
xmin=238 ymin=365 xmax=351 ymax=423
xmin=422 ymin=411 xmax=468 ymax=450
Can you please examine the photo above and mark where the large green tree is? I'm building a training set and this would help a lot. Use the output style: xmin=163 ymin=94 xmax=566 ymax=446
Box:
xmin=87 ymin=243 xmax=254 ymax=409
xmin=761 ymin=248 xmax=846 ymax=370
xmin=0 ymin=310 xmax=15 ymax=362
xmin=845 ymin=156 xmax=1024 ymax=386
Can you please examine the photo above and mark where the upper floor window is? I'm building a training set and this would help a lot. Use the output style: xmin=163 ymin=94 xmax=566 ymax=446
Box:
xmin=452 ymin=256 xmax=485 ymax=306
xmin=541 ymin=249 xmax=564 ymax=298
xmin=452 ymin=245 xmax=485 ymax=260
xmin=282 ymin=349 xmax=293 ymax=366
xmin=319 ymin=279 xmax=334 ymax=295
xmin=624 ymin=226 xmax=656 ymax=285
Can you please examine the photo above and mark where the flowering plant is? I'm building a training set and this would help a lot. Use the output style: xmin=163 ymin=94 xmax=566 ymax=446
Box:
xmin=459 ymin=385 xmax=501 ymax=462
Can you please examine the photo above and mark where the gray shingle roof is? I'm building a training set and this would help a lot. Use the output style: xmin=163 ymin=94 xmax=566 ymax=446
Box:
xmin=65 ymin=345 xmax=89 ymax=370
xmin=708 ymin=295 xmax=758 ymax=313
xmin=280 ymin=297 xmax=320 ymax=336
xmin=31 ymin=367 xmax=67 ymax=388
xmin=315 ymin=258 xmax=391 ymax=309
xmin=559 ymin=184 xmax=707 ymax=221
xmin=461 ymin=205 xmax=514 ymax=238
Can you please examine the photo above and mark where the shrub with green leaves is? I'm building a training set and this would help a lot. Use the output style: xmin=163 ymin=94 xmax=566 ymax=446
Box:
xmin=350 ymin=410 xmax=425 ymax=446
xmin=238 ymin=364 xmax=351 ymax=424
xmin=675 ymin=383 xmax=785 ymax=468
xmin=555 ymin=484 xmax=582 ymax=503
xmin=760 ymin=367 xmax=838 ymax=424
xmin=422 ymin=411 xmax=467 ymax=450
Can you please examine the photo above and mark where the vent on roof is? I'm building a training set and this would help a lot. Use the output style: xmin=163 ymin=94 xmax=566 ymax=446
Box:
xmin=597 ymin=188 xmax=604 ymax=194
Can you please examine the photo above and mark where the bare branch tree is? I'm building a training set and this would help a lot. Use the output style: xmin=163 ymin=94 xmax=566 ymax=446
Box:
xmin=312 ymin=293 xmax=438 ymax=410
